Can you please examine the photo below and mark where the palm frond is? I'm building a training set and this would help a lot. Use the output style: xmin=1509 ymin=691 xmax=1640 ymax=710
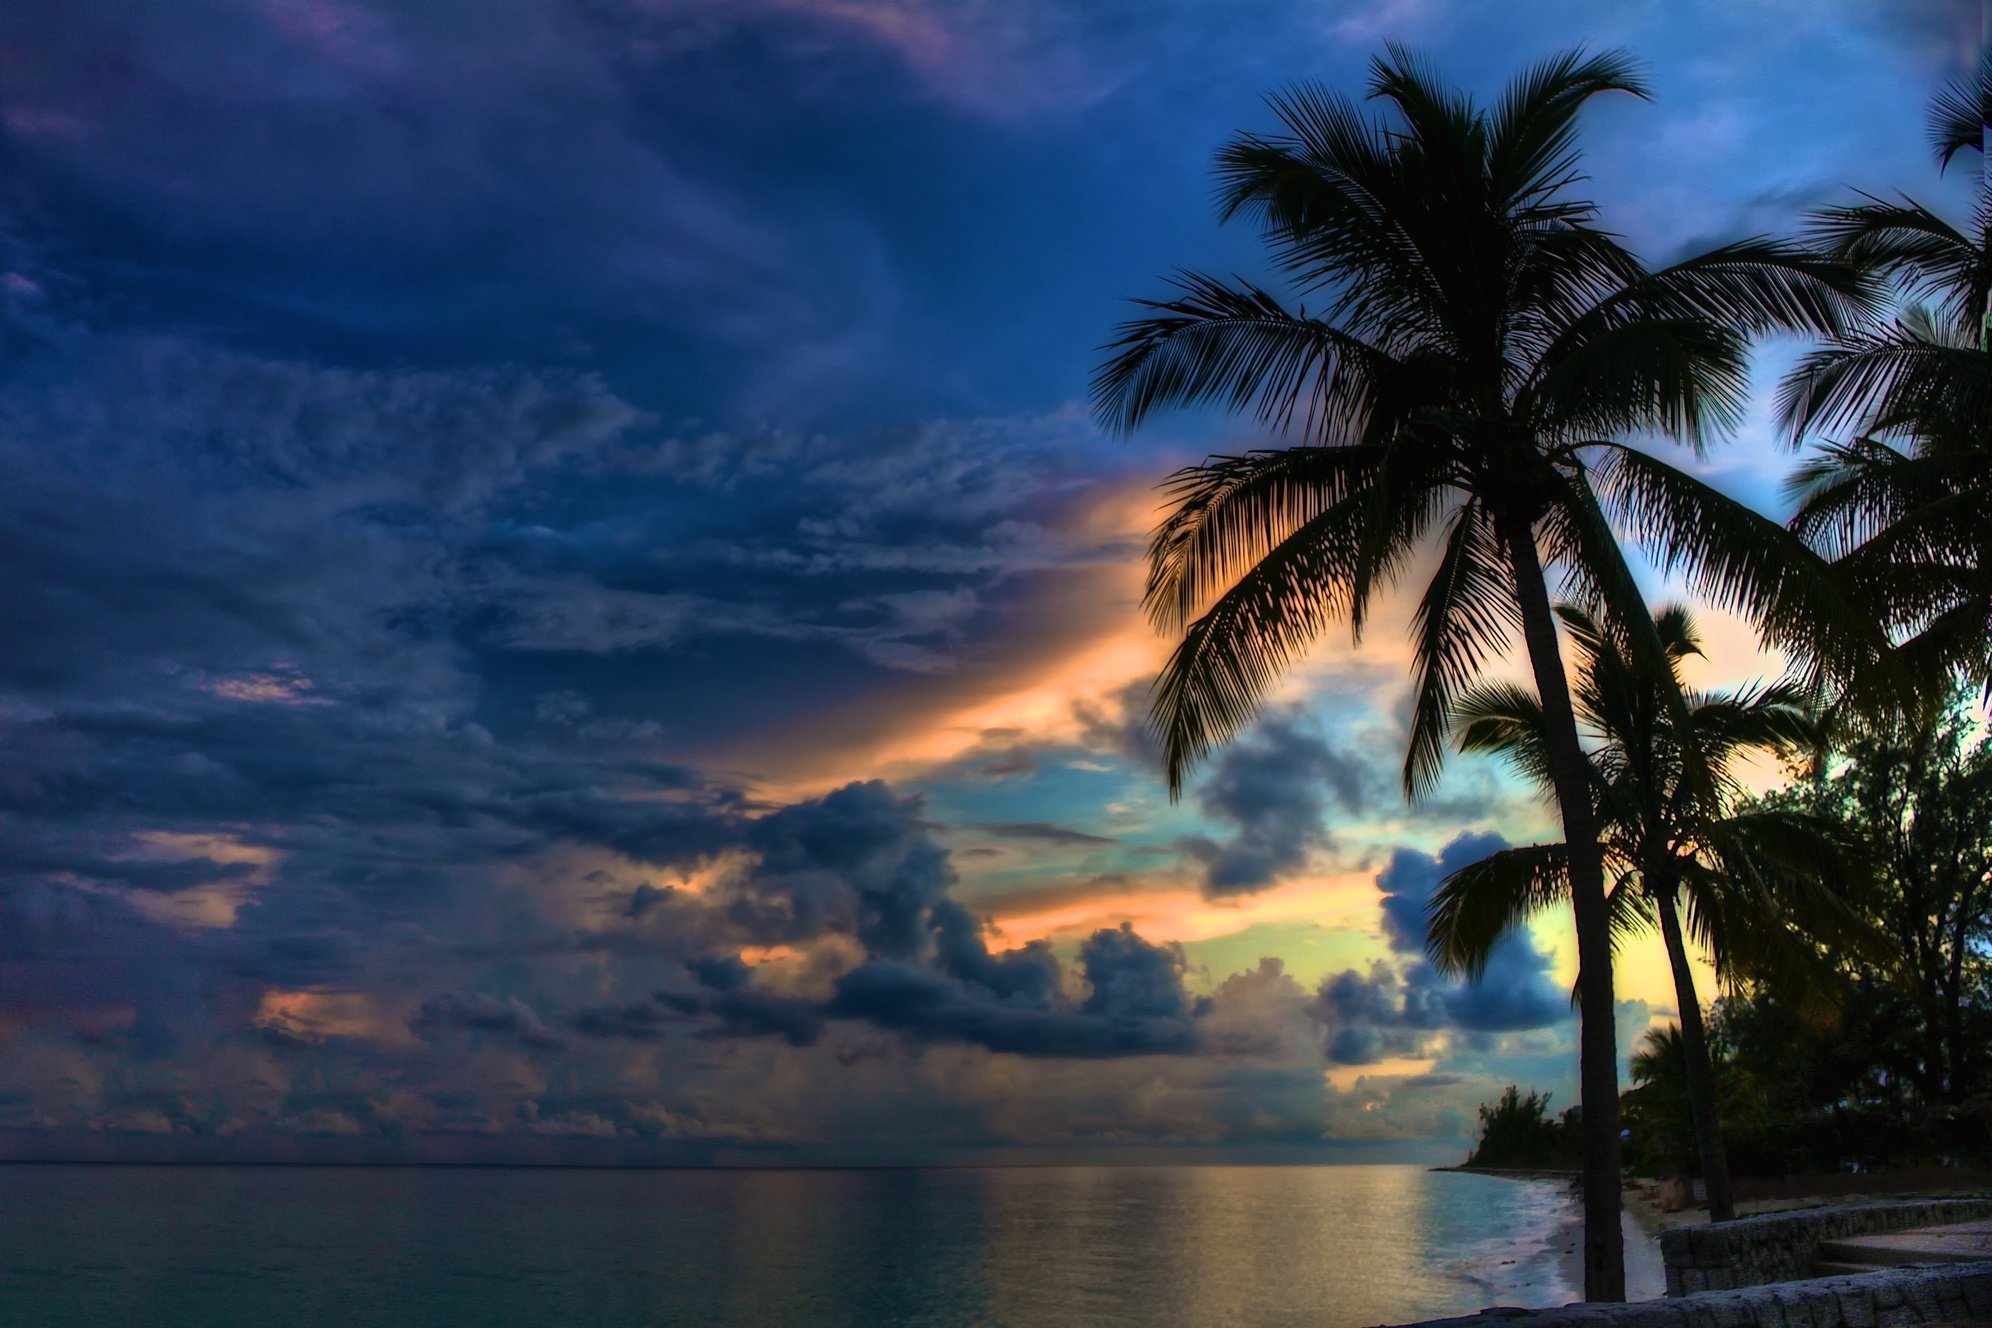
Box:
xmin=1404 ymin=500 xmax=1519 ymax=798
xmin=1216 ymin=88 xmax=1452 ymax=339
xmin=1426 ymin=842 xmax=1570 ymax=978
xmin=1451 ymin=680 xmax=1552 ymax=789
xmin=1785 ymin=435 xmax=1920 ymax=558
xmin=1149 ymin=502 xmax=1369 ymax=795
xmin=1485 ymin=47 xmax=1647 ymax=212
xmin=1527 ymin=317 xmax=1749 ymax=448
xmin=1093 ymin=273 xmax=1391 ymax=437
xmin=1144 ymin=444 xmax=1388 ymax=633
xmin=1591 ymin=441 xmax=1905 ymax=709
xmin=1780 ymin=319 xmax=1992 ymax=441
xmin=1929 ymin=55 xmax=1989 ymax=171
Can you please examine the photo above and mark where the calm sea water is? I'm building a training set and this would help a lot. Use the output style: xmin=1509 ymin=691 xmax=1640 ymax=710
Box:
xmin=0 ymin=1163 xmax=1603 ymax=1327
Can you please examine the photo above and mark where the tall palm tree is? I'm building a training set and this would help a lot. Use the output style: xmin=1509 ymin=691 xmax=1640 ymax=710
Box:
xmin=1091 ymin=47 xmax=1872 ymax=1300
xmin=1781 ymin=55 xmax=1991 ymax=697
xmin=1426 ymin=604 xmax=1865 ymax=1222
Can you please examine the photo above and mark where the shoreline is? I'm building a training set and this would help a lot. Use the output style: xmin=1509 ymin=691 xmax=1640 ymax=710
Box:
xmin=1434 ymin=1164 xmax=1666 ymax=1303
xmin=1430 ymin=1163 xmax=1579 ymax=1183
xmin=1448 ymin=1165 xmax=1992 ymax=1304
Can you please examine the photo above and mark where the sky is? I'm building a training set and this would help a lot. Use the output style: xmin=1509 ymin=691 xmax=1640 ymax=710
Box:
xmin=0 ymin=0 xmax=1976 ymax=1164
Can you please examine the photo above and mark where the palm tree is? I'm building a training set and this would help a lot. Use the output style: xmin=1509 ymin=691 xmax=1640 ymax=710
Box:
xmin=1426 ymin=604 xmax=1865 ymax=1222
xmin=1091 ymin=47 xmax=1872 ymax=1299
xmin=1781 ymin=55 xmax=1991 ymax=697
xmin=1621 ymin=1023 xmax=1754 ymax=1185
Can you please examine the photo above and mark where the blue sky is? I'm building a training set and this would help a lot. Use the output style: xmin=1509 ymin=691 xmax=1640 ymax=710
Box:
xmin=0 ymin=0 xmax=1974 ymax=1161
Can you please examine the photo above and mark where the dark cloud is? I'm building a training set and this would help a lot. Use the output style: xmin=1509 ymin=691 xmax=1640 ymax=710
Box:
xmin=825 ymin=959 xmax=1198 ymax=1059
xmin=1072 ymin=678 xmax=1164 ymax=771
xmin=593 ymin=810 xmax=1209 ymax=1059
xmin=1303 ymin=834 xmax=1571 ymax=1065
xmin=1079 ymin=923 xmax=1193 ymax=1020
xmin=929 ymin=901 xmax=1062 ymax=1006
xmin=1313 ymin=963 xmax=1437 ymax=1067
xmin=570 ymin=1001 xmax=673 ymax=1042
xmin=630 ymin=928 xmax=1198 ymax=1061
xmin=0 ymin=881 xmax=213 ymax=1020
xmin=0 ymin=839 xmax=256 ymax=896
xmin=626 ymin=883 xmax=672 ymax=917
xmin=1375 ymin=832 xmax=1567 ymax=1031
xmin=1187 ymin=712 xmax=1367 ymax=897
xmin=0 ymin=0 xmax=898 ymax=403
xmin=1375 ymin=832 xmax=1506 ymax=956
xmin=736 ymin=780 xmax=955 ymax=959
xmin=412 ymin=992 xmax=564 ymax=1051
xmin=662 ymin=985 xmax=825 ymax=1049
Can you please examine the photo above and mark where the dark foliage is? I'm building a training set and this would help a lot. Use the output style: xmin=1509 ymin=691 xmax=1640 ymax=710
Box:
xmin=1467 ymin=1085 xmax=1581 ymax=1170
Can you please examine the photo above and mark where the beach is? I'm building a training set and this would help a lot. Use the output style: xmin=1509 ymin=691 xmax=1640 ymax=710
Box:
xmin=1442 ymin=1169 xmax=1668 ymax=1304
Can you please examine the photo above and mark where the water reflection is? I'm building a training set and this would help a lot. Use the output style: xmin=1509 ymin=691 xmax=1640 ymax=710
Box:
xmin=0 ymin=1164 xmax=1584 ymax=1327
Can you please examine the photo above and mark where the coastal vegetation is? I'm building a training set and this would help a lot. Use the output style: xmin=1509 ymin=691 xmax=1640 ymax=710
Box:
xmin=1463 ymin=1086 xmax=1579 ymax=1171
xmin=1474 ymin=696 xmax=1992 ymax=1191
xmin=1680 ymin=700 xmax=1991 ymax=1176
xmin=1101 ymin=44 xmax=1985 ymax=1302
xmin=1428 ymin=602 xmax=1868 ymax=1220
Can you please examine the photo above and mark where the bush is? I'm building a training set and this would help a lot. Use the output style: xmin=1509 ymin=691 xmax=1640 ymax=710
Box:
xmin=1467 ymin=1085 xmax=1579 ymax=1169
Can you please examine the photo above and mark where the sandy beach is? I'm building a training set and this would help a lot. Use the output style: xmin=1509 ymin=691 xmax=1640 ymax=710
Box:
xmin=1539 ymin=1192 xmax=1667 ymax=1303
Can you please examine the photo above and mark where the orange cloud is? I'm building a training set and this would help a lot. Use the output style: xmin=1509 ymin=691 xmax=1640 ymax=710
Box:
xmin=979 ymin=863 xmax=1384 ymax=952
xmin=1324 ymin=1057 xmax=1438 ymax=1091
xmin=121 ymin=831 xmax=281 ymax=930
xmin=203 ymin=671 xmax=332 ymax=706
xmin=709 ymin=477 xmax=1172 ymax=797
xmin=254 ymin=988 xmax=415 ymax=1045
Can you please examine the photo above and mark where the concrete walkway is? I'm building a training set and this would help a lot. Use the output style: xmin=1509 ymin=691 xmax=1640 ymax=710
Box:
xmin=1816 ymin=1217 xmax=1992 ymax=1275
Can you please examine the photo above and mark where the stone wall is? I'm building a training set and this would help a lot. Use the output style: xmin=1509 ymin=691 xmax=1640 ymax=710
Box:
xmin=1659 ymin=1197 xmax=1992 ymax=1294
xmin=1379 ymin=1259 xmax=1992 ymax=1327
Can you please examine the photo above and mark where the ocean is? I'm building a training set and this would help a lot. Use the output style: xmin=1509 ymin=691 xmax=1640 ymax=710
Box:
xmin=0 ymin=1163 xmax=1632 ymax=1327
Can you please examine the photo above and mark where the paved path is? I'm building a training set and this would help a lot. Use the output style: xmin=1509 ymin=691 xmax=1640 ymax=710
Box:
xmin=1817 ymin=1218 xmax=1992 ymax=1274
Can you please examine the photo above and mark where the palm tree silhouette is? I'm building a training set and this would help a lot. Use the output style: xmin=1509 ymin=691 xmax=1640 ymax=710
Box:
xmin=1782 ymin=55 xmax=1991 ymax=697
xmin=1426 ymin=603 xmax=1866 ymax=1223
xmin=1092 ymin=47 xmax=1870 ymax=1299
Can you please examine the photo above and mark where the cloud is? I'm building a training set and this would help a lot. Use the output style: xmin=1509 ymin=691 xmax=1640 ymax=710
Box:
xmin=0 ymin=1 xmax=861 ymax=377
xmin=570 ymin=1001 xmax=674 ymax=1042
xmin=645 ymin=797 xmax=1204 ymax=1058
xmin=1375 ymin=832 xmax=1505 ymax=956
xmin=734 ymin=780 xmax=956 ymax=959
xmin=1078 ymin=922 xmax=1192 ymax=1019
xmin=0 ymin=0 xmax=1862 ymax=1159
xmin=971 ymin=822 xmax=1116 ymax=846
xmin=411 ymin=992 xmax=564 ymax=1051
xmin=1326 ymin=0 xmax=1445 ymax=45
xmin=1313 ymin=833 xmax=1572 ymax=1059
xmin=825 ymin=958 xmax=1197 ymax=1058
xmin=1185 ymin=712 xmax=1367 ymax=897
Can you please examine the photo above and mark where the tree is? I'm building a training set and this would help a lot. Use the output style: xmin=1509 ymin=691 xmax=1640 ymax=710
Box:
xmin=1623 ymin=1024 xmax=1740 ymax=1180
xmin=1426 ymin=603 xmax=1865 ymax=1221
xmin=1092 ymin=47 xmax=1869 ymax=1298
xmin=1467 ymin=1085 xmax=1577 ymax=1170
xmin=1754 ymin=698 xmax=1992 ymax=1106
xmin=1782 ymin=55 xmax=1991 ymax=696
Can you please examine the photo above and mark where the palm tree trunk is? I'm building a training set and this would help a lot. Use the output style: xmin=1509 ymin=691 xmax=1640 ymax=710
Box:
xmin=1653 ymin=879 xmax=1736 ymax=1221
xmin=1499 ymin=511 xmax=1625 ymax=1302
